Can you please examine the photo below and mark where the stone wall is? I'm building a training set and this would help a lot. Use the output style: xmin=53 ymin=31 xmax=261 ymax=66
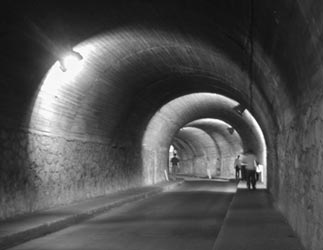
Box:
xmin=270 ymin=2 xmax=323 ymax=248
xmin=178 ymin=157 xmax=202 ymax=177
xmin=275 ymin=96 xmax=323 ymax=250
xmin=0 ymin=127 xmax=142 ymax=220
xmin=178 ymin=153 xmax=236 ymax=179
xmin=178 ymin=154 xmax=221 ymax=178
xmin=220 ymin=156 xmax=235 ymax=178
xmin=142 ymin=147 xmax=169 ymax=185
xmin=177 ymin=159 xmax=194 ymax=176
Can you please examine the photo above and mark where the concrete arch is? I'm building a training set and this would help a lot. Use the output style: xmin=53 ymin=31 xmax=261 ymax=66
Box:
xmin=172 ymin=137 xmax=197 ymax=175
xmin=28 ymin=27 xmax=278 ymax=142
xmin=0 ymin=11 xmax=280 ymax=223
xmin=142 ymin=93 xmax=267 ymax=185
xmin=173 ymin=127 xmax=219 ymax=178
xmin=186 ymin=119 xmax=243 ymax=178
xmin=25 ymin=29 xmax=277 ymax=198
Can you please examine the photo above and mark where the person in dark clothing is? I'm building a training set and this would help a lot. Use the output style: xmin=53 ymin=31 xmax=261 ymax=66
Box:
xmin=170 ymin=154 xmax=179 ymax=177
xmin=242 ymin=153 xmax=257 ymax=190
xmin=234 ymin=155 xmax=241 ymax=180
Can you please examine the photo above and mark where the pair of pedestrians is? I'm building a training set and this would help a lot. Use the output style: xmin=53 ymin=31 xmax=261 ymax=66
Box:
xmin=234 ymin=153 xmax=259 ymax=190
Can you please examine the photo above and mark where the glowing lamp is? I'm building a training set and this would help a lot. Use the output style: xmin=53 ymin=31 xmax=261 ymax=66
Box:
xmin=59 ymin=50 xmax=83 ymax=72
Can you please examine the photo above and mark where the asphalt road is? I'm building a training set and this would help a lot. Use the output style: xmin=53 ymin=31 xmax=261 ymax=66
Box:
xmin=9 ymin=180 xmax=237 ymax=250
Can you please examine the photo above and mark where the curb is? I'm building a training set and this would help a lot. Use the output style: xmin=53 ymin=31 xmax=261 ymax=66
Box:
xmin=211 ymin=182 xmax=239 ymax=250
xmin=0 ymin=181 xmax=182 ymax=250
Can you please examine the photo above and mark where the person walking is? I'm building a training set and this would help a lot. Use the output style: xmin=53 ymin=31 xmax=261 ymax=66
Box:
xmin=242 ymin=152 xmax=257 ymax=190
xmin=170 ymin=153 xmax=180 ymax=178
xmin=256 ymin=161 xmax=263 ymax=182
xmin=234 ymin=155 xmax=241 ymax=180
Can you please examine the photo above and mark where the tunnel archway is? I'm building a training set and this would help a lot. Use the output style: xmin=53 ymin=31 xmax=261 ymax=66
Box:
xmin=142 ymin=93 xmax=267 ymax=186
xmin=2 ymin=2 xmax=323 ymax=248
xmin=173 ymin=126 xmax=219 ymax=178
xmin=179 ymin=118 xmax=243 ymax=178
xmin=24 ymin=27 xmax=276 ymax=217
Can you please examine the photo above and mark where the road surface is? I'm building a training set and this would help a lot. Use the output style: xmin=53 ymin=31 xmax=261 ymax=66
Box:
xmin=9 ymin=180 xmax=236 ymax=250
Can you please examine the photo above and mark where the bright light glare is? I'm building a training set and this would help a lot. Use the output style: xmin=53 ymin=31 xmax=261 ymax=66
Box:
xmin=29 ymin=46 xmax=89 ymax=130
xmin=59 ymin=50 xmax=83 ymax=74
xmin=61 ymin=54 xmax=82 ymax=72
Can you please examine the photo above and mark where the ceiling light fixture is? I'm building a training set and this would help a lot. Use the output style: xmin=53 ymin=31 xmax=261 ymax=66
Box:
xmin=59 ymin=50 xmax=83 ymax=72
xmin=227 ymin=127 xmax=234 ymax=134
xmin=233 ymin=104 xmax=246 ymax=116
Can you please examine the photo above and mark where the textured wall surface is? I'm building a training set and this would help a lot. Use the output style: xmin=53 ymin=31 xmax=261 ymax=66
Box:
xmin=0 ymin=127 xmax=141 ymax=220
xmin=179 ymin=155 xmax=218 ymax=178
xmin=275 ymin=91 xmax=323 ymax=250
xmin=178 ymin=155 xmax=235 ymax=178
xmin=269 ymin=2 xmax=323 ymax=249
xmin=220 ymin=156 xmax=235 ymax=178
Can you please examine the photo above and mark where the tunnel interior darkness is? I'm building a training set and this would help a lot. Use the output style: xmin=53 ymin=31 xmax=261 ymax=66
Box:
xmin=3 ymin=1 xmax=323 ymax=249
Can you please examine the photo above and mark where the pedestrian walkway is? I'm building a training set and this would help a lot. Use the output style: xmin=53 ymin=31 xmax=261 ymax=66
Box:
xmin=237 ymin=180 xmax=266 ymax=189
xmin=212 ymin=187 xmax=305 ymax=250
xmin=0 ymin=181 xmax=181 ymax=250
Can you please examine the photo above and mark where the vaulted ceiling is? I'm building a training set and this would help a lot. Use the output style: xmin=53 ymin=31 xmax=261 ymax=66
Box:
xmin=0 ymin=0 xmax=317 ymax=174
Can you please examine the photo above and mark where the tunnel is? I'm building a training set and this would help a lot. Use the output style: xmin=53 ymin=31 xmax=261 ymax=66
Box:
xmin=142 ymin=93 xmax=266 ymax=184
xmin=1 ymin=1 xmax=323 ymax=249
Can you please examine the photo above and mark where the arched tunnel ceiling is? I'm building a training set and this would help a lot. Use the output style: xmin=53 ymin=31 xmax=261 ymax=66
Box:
xmin=172 ymin=119 xmax=243 ymax=167
xmin=174 ymin=127 xmax=217 ymax=159
xmin=185 ymin=119 xmax=243 ymax=157
xmin=29 ymin=30 xmax=274 ymax=139
xmin=2 ymin=0 xmax=313 ymax=136
xmin=143 ymin=93 xmax=265 ymax=159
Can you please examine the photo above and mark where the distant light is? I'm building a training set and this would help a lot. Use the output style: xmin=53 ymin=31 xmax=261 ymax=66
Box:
xmin=59 ymin=50 xmax=83 ymax=72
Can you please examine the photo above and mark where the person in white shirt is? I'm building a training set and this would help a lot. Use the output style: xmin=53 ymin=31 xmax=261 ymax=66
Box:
xmin=256 ymin=162 xmax=263 ymax=182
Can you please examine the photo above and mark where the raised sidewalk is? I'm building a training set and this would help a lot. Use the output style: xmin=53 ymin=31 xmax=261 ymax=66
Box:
xmin=212 ymin=185 xmax=305 ymax=250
